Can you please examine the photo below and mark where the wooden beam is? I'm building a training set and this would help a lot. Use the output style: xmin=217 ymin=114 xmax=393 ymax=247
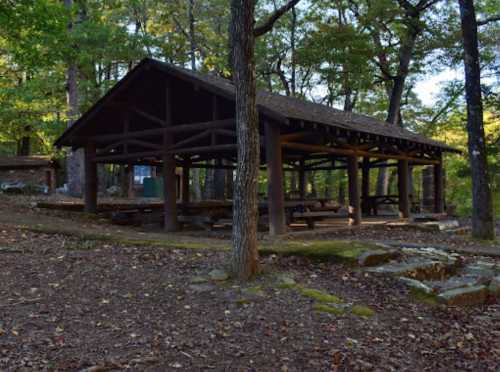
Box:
xmin=181 ymin=165 xmax=190 ymax=204
xmin=280 ymin=131 xmax=317 ymax=142
xmin=347 ymin=155 xmax=361 ymax=226
xmin=94 ymin=150 xmax=162 ymax=163
xmin=89 ymin=118 xmax=236 ymax=144
xmin=133 ymin=108 xmax=165 ymax=126
xmin=100 ymin=138 xmax=162 ymax=154
xmin=398 ymin=159 xmax=410 ymax=218
xmin=168 ymin=130 xmax=212 ymax=150
xmin=282 ymin=141 xmax=440 ymax=164
xmin=84 ymin=143 xmax=98 ymax=213
xmin=265 ymin=121 xmax=286 ymax=235
xmin=361 ymin=157 xmax=370 ymax=215
xmin=298 ymin=158 xmax=306 ymax=199
xmin=167 ymin=144 xmax=237 ymax=155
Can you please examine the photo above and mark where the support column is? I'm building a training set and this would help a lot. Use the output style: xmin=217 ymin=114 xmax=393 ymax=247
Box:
xmin=434 ymin=158 xmax=444 ymax=213
xmin=163 ymin=79 xmax=179 ymax=231
xmin=127 ymin=164 xmax=135 ymax=198
xmin=298 ymin=159 xmax=306 ymax=199
xmin=181 ymin=164 xmax=190 ymax=204
xmin=361 ymin=157 xmax=370 ymax=214
xmin=347 ymin=155 xmax=361 ymax=226
xmin=84 ymin=143 xmax=97 ymax=213
xmin=265 ymin=121 xmax=286 ymax=235
xmin=398 ymin=159 xmax=410 ymax=218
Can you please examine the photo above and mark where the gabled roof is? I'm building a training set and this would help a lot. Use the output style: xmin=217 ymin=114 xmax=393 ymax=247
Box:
xmin=55 ymin=58 xmax=457 ymax=152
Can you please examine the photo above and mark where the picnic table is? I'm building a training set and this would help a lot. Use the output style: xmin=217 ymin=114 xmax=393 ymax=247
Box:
xmin=109 ymin=199 xmax=342 ymax=230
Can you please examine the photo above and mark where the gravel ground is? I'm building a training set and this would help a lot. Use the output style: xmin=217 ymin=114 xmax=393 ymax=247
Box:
xmin=1 ymin=224 xmax=499 ymax=371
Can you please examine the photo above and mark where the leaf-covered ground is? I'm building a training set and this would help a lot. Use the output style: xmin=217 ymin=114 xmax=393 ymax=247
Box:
xmin=1 ymin=222 xmax=500 ymax=371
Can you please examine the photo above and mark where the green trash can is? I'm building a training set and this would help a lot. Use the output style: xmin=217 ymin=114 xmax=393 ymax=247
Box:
xmin=143 ymin=177 xmax=163 ymax=198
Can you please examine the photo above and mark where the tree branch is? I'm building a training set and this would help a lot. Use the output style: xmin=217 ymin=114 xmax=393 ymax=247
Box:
xmin=478 ymin=15 xmax=500 ymax=26
xmin=254 ymin=0 xmax=301 ymax=37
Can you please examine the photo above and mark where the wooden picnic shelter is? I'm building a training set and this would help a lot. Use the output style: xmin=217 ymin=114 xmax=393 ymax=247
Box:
xmin=54 ymin=58 xmax=458 ymax=235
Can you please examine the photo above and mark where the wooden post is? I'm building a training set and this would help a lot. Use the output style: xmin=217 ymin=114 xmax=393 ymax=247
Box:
xmin=398 ymin=159 xmax=410 ymax=218
xmin=347 ymin=155 xmax=361 ymax=226
xmin=46 ymin=169 xmax=56 ymax=193
xmin=434 ymin=158 xmax=444 ymax=213
xmin=181 ymin=164 xmax=190 ymax=204
xmin=298 ymin=159 xmax=306 ymax=199
xmin=84 ymin=142 xmax=97 ymax=213
xmin=265 ymin=121 xmax=286 ymax=235
xmin=361 ymin=157 xmax=370 ymax=214
xmin=163 ymin=79 xmax=179 ymax=231
xmin=127 ymin=164 xmax=135 ymax=198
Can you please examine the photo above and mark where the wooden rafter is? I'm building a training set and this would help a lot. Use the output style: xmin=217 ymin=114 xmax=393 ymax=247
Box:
xmin=282 ymin=141 xmax=440 ymax=164
xmin=133 ymin=108 xmax=166 ymax=127
xmin=90 ymin=118 xmax=235 ymax=144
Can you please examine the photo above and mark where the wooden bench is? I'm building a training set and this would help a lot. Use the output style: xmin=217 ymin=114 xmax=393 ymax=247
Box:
xmin=364 ymin=195 xmax=419 ymax=216
xmin=290 ymin=210 xmax=340 ymax=229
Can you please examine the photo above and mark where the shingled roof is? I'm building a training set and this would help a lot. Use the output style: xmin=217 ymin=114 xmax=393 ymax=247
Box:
xmin=150 ymin=59 xmax=456 ymax=152
xmin=56 ymin=58 xmax=457 ymax=152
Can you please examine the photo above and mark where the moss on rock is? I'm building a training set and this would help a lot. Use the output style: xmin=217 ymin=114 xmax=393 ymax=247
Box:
xmin=298 ymin=287 xmax=342 ymax=303
xmin=351 ymin=305 xmax=375 ymax=317
xmin=313 ymin=303 xmax=346 ymax=315
xmin=261 ymin=240 xmax=381 ymax=263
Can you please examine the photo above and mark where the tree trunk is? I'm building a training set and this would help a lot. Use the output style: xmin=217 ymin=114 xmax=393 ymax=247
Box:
xmin=230 ymin=0 xmax=260 ymax=279
xmin=458 ymin=0 xmax=495 ymax=239
xmin=375 ymin=8 xmax=421 ymax=196
xmin=188 ymin=0 xmax=202 ymax=200
xmin=290 ymin=6 xmax=297 ymax=96
xmin=65 ymin=0 xmax=84 ymax=197
xmin=17 ymin=126 xmax=31 ymax=156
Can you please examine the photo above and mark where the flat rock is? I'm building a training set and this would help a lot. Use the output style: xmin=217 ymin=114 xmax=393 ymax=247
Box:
xmin=421 ymin=220 xmax=460 ymax=231
xmin=208 ymin=269 xmax=229 ymax=281
xmin=189 ymin=283 xmax=216 ymax=293
xmin=399 ymin=277 xmax=433 ymax=294
xmin=488 ymin=276 xmax=500 ymax=297
xmin=276 ymin=273 xmax=296 ymax=286
xmin=368 ymin=258 xmax=457 ymax=280
xmin=427 ymin=275 xmax=482 ymax=292
xmin=437 ymin=285 xmax=488 ymax=306
xmin=358 ymin=249 xmax=400 ymax=267
xmin=464 ymin=262 xmax=498 ymax=278
xmin=190 ymin=276 xmax=208 ymax=284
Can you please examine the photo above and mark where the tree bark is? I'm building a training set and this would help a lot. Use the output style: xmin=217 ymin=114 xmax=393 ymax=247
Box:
xmin=290 ymin=5 xmax=297 ymax=97
xmin=375 ymin=2 xmax=423 ymax=196
xmin=458 ymin=0 xmax=495 ymax=239
xmin=17 ymin=126 xmax=31 ymax=156
xmin=230 ymin=0 xmax=260 ymax=279
xmin=188 ymin=0 xmax=202 ymax=201
xmin=65 ymin=0 xmax=84 ymax=197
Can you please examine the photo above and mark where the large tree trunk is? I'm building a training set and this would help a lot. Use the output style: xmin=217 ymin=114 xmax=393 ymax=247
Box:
xmin=230 ymin=0 xmax=260 ymax=279
xmin=375 ymin=6 xmax=421 ymax=196
xmin=458 ymin=0 xmax=495 ymax=240
xmin=188 ymin=0 xmax=202 ymax=200
xmin=65 ymin=0 xmax=84 ymax=197
xmin=290 ymin=5 xmax=297 ymax=96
